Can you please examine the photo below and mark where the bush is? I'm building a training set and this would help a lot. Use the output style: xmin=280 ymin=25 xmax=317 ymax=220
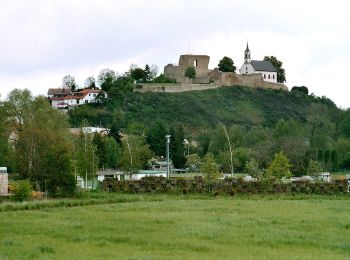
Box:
xmin=13 ymin=180 xmax=32 ymax=202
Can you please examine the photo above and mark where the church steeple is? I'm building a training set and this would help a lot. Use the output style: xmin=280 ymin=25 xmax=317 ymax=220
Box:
xmin=244 ymin=42 xmax=251 ymax=64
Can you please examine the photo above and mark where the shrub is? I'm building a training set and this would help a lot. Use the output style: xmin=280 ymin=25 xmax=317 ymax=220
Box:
xmin=13 ymin=180 xmax=32 ymax=202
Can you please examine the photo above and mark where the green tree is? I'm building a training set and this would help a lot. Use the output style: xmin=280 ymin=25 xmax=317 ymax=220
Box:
xmin=263 ymin=56 xmax=286 ymax=83
xmin=184 ymin=66 xmax=196 ymax=83
xmin=98 ymin=68 xmax=116 ymax=92
xmin=130 ymin=67 xmax=146 ymax=83
xmin=244 ymin=159 xmax=262 ymax=178
xmin=266 ymin=152 xmax=292 ymax=179
xmin=75 ymin=130 xmax=98 ymax=189
xmin=93 ymin=132 xmax=107 ymax=169
xmin=144 ymin=64 xmax=151 ymax=82
xmin=14 ymin=96 xmax=76 ymax=195
xmin=218 ymin=56 xmax=236 ymax=72
xmin=200 ymin=153 xmax=222 ymax=181
xmin=62 ymin=75 xmax=78 ymax=91
xmin=146 ymin=120 xmax=167 ymax=157
xmin=171 ymin=125 xmax=187 ymax=169
xmin=105 ymin=136 xmax=122 ymax=169
xmin=153 ymin=74 xmax=175 ymax=83
xmin=120 ymin=135 xmax=153 ymax=177
xmin=291 ymin=86 xmax=308 ymax=95
xmin=3 ymin=88 xmax=33 ymax=133
xmin=307 ymin=160 xmax=324 ymax=176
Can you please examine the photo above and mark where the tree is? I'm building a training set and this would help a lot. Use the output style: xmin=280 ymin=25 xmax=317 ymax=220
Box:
xmin=85 ymin=76 xmax=97 ymax=89
xmin=184 ymin=66 xmax=196 ymax=83
xmin=92 ymin=132 xmax=107 ymax=169
xmin=200 ymin=153 xmax=221 ymax=181
xmin=307 ymin=160 xmax=324 ymax=176
xmin=75 ymin=130 xmax=98 ymax=189
xmin=244 ymin=159 xmax=262 ymax=178
xmin=171 ymin=125 xmax=187 ymax=169
xmin=120 ymin=135 xmax=153 ymax=177
xmin=146 ymin=120 xmax=167 ymax=157
xmin=218 ymin=56 xmax=236 ymax=72
xmin=266 ymin=152 xmax=292 ymax=179
xmin=130 ymin=67 xmax=146 ymax=83
xmin=105 ymin=136 xmax=122 ymax=169
xmin=3 ymin=88 xmax=33 ymax=133
xmin=98 ymin=68 xmax=116 ymax=92
xmin=153 ymin=74 xmax=175 ymax=83
xmin=62 ymin=75 xmax=78 ymax=91
xmin=291 ymin=86 xmax=308 ymax=95
xmin=263 ymin=56 xmax=286 ymax=83
xmin=14 ymin=96 xmax=76 ymax=195
xmin=144 ymin=64 xmax=151 ymax=82
xmin=307 ymin=103 xmax=335 ymax=150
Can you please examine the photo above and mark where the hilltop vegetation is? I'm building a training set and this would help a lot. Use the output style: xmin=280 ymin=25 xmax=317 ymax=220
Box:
xmin=69 ymin=85 xmax=339 ymax=129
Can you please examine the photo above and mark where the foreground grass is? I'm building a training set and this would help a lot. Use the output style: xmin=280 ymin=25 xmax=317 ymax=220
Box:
xmin=0 ymin=194 xmax=349 ymax=259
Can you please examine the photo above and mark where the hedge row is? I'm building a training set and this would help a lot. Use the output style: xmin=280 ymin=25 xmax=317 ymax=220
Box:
xmin=102 ymin=176 xmax=348 ymax=195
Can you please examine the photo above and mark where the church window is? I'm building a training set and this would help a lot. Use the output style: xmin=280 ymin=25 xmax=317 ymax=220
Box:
xmin=194 ymin=60 xmax=198 ymax=67
xmin=273 ymin=75 xmax=275 ymax=79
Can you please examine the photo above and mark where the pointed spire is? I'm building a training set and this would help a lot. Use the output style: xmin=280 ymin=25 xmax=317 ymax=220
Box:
xmin=245 ymin=42 xmax=250 ymax=52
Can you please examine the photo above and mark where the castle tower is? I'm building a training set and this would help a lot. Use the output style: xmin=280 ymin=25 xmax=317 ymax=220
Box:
xmin=244 ymin=42 xmax=251 ymax=64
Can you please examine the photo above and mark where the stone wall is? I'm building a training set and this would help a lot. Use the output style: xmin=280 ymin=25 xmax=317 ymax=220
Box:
xmin=135 ymin=73 xmax=288 ymax=93
xmin=0 ymin=173 xmax=8 ymax=195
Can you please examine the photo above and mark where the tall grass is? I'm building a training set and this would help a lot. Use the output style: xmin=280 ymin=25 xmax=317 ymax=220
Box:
xmin=0 ymin=194 xmax=349 ymax=259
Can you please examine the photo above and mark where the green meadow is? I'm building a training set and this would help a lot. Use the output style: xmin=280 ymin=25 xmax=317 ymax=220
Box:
xmin=1 ymin=194 xmax=349 ymax=259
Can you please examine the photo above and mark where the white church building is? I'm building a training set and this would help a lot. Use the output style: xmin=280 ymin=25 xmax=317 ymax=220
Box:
xmin=239 ymin=43 xmax=277 ymax=83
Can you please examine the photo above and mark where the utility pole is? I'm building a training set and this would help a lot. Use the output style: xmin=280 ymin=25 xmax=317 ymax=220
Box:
xmin=166 ymin=135 xmax=171 ymax=179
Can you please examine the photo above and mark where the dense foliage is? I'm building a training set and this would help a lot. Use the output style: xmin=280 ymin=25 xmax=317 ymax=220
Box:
xmin=218 ymin=56 xmax=236 ymax=72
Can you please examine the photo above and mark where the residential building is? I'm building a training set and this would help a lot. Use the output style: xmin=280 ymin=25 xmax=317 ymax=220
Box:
xmin=47 ymin=88 xmax=107 ymax=109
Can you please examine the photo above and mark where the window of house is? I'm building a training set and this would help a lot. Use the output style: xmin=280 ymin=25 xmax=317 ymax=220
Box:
xmin=268 ymin=75 xmax=270 ymax=79
xmin=85 ymin=100 xmax=88 ymax=104
xmin=93 ymin=94 xmax=96 ymax=97
xmin=264 ymin=74 xmax=266 ymax=79
xmin=193 ymin=60 xmax=198 ymax=67
xmin=273 ymin=75 xmax=275 ymax=79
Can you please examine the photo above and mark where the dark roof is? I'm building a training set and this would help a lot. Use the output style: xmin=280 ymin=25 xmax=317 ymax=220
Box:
xmin=251 ymin=60 xmax=277 ymax=72
xmin=47 ymin=88 xmax=71 ymax=95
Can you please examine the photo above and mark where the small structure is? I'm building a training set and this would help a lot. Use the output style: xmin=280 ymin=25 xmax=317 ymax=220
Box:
xmin=239 ymin=43 xmax=278 ymax=83
xmin=148 ymin=158 xmax=174 ymax=171
xmin=69 ymin=127 xmax=109 ymax=136
xmin=48 ymin=88 xmax=107 ymax=109
xmin=0 ymin=167 xmax=8 ymax=195
xmin=125 ymin=170 xmax=167 ymax=180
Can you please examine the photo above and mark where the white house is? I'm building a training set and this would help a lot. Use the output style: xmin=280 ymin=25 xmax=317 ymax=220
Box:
xmin=48 ymin=88 xmax=107 ymax=109
xmin=239 ymin=43 xmax=278 ymax=83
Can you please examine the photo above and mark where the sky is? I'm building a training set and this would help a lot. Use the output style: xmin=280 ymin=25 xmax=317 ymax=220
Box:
xmin=0 ymin=0 xmax=349 ymax=108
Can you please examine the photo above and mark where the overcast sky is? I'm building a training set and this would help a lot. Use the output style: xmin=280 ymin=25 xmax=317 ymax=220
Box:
xmin=0 ymin=0 xmax=349 ymax=108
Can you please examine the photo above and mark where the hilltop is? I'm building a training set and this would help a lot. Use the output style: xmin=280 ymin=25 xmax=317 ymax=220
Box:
xmin=68 ymin=85 xmax=340 ymax=131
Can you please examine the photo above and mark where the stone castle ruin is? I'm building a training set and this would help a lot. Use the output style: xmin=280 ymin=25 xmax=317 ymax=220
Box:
xmin=136 ymin=47 xmax=288 ymax=93
xmin=164 ymin=55 xmax=211 ymax=84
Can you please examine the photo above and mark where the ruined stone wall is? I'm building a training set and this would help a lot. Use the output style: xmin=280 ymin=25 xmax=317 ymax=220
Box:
xmin=134 ymin=83 xmax=219 ymax=93
xmin=208 ymin=69 xmax=288 ymax=90
xmin=164 ymin=55 xmax=211 ymax=84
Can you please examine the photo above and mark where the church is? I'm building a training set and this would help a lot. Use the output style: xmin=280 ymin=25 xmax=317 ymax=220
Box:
xmin=239 ymin=43 xmax=277 ymax=83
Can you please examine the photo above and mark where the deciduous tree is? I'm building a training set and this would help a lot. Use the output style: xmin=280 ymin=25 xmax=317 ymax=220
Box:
xmin=218 ymin=56 xmax=236 ymax=72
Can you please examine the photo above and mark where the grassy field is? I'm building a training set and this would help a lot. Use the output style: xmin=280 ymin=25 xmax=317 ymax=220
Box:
xmin=0 ymin=193 xmax=350 ymax=259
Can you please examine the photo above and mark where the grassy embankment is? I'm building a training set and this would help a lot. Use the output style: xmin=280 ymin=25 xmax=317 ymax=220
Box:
xmin=1 ymin=193 xmax=349 ymax=259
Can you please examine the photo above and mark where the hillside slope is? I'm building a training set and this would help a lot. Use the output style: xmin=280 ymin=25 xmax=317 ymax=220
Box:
xmin=69 ymin=85 xmax=339 ymax=130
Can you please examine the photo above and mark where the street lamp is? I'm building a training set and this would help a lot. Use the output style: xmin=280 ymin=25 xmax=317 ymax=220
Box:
xmin=165 ymin=135 xmax=171 ymax=179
